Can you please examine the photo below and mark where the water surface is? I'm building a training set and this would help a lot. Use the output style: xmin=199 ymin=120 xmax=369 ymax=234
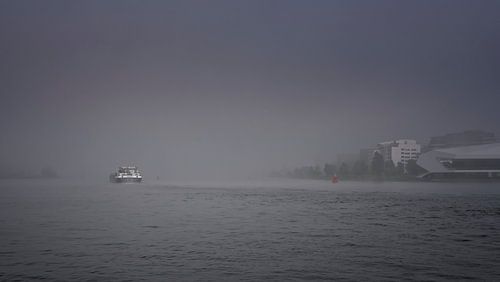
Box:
xmin=1 ymin=179 xmax=499 ymax=281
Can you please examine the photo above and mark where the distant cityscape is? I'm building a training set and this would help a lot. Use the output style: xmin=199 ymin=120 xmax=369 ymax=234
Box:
xmin=276 ymin=130 xmax=500 ymax=181
xmin=2 ymin=130 xmax=499 ymax=181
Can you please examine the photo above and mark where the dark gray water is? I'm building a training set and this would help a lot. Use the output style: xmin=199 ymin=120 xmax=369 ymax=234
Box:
xmin=1 ymin=179 xmax=500 ymax=281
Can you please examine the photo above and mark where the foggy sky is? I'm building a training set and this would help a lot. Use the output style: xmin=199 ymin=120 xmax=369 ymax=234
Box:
xmin=1 ymin=1 xmax=499 ymax=179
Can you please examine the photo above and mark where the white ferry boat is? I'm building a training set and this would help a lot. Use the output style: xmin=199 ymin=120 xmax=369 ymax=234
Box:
xmin=109 ymin=166 xmax=143 ymax=183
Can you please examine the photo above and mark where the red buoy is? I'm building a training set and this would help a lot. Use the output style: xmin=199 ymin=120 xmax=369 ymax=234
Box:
xmin=331 ymin=175 xmax=339 ymax=183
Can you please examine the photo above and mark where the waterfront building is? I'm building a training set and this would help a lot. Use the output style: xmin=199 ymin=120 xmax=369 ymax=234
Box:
xmin=377 ymin=139 xmax=421 ymax=168
xmin=417 ymin=143 xmax=500 ymax=180
xmin=424 ymin=130 xmax=497 ymax=152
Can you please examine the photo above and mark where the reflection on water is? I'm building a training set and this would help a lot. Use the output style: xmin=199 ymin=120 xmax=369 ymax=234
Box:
xmin=1 ymin=179 xmax=500 ymax=281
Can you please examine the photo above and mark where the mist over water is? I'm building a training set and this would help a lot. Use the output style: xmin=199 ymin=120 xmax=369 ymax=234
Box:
xmin=1 ymin=179 xmax=500 ymax=281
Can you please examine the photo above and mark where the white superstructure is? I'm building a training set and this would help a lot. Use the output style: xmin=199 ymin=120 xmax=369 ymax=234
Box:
xmin=110 ymin=166 xmax=143 ymax=183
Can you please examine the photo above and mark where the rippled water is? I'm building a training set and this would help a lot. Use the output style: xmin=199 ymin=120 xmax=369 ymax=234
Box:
xmin=1 ymin=179 xmax=500 ymax=281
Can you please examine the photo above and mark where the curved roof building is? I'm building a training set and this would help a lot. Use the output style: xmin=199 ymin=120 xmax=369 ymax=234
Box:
xmin=417 ymin=143 xmax=500 ymax=180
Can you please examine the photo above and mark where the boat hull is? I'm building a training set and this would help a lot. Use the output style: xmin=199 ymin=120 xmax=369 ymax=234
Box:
xmin=109 ymin=175 xmax=142 ymax=183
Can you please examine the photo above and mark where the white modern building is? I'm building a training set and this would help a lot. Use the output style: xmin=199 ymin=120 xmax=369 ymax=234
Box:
xmin=377 ymin=139 xmax=421 ymax=168
xmin=417 ymin=143 xmax=500 ymax=180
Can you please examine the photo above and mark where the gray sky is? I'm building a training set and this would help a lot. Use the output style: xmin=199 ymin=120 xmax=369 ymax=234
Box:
xmin=1 ymin=0 xmax=499 ymax=179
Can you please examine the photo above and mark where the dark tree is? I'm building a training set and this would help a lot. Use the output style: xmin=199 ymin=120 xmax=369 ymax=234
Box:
xmin=396 ymin=162 xmax=405 ymax=176
xmin=371 ymin=151 xmax=384 ymax=177
xmin=323 ymin=163 xmax=337 ymax=177
xmin=384 ymin=160 xmax=396 ymax=176
xmin=311 ymin=165 xmax=323 ymax=178
xmin=338 ymin=162 xmax=350 ymax=177
xmin=352 ymin=161 xmax=368 ymax=176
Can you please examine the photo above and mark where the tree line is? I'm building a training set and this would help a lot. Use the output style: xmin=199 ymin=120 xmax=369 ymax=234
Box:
xmin=276 ymin=151 xmax=425 ymax=180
